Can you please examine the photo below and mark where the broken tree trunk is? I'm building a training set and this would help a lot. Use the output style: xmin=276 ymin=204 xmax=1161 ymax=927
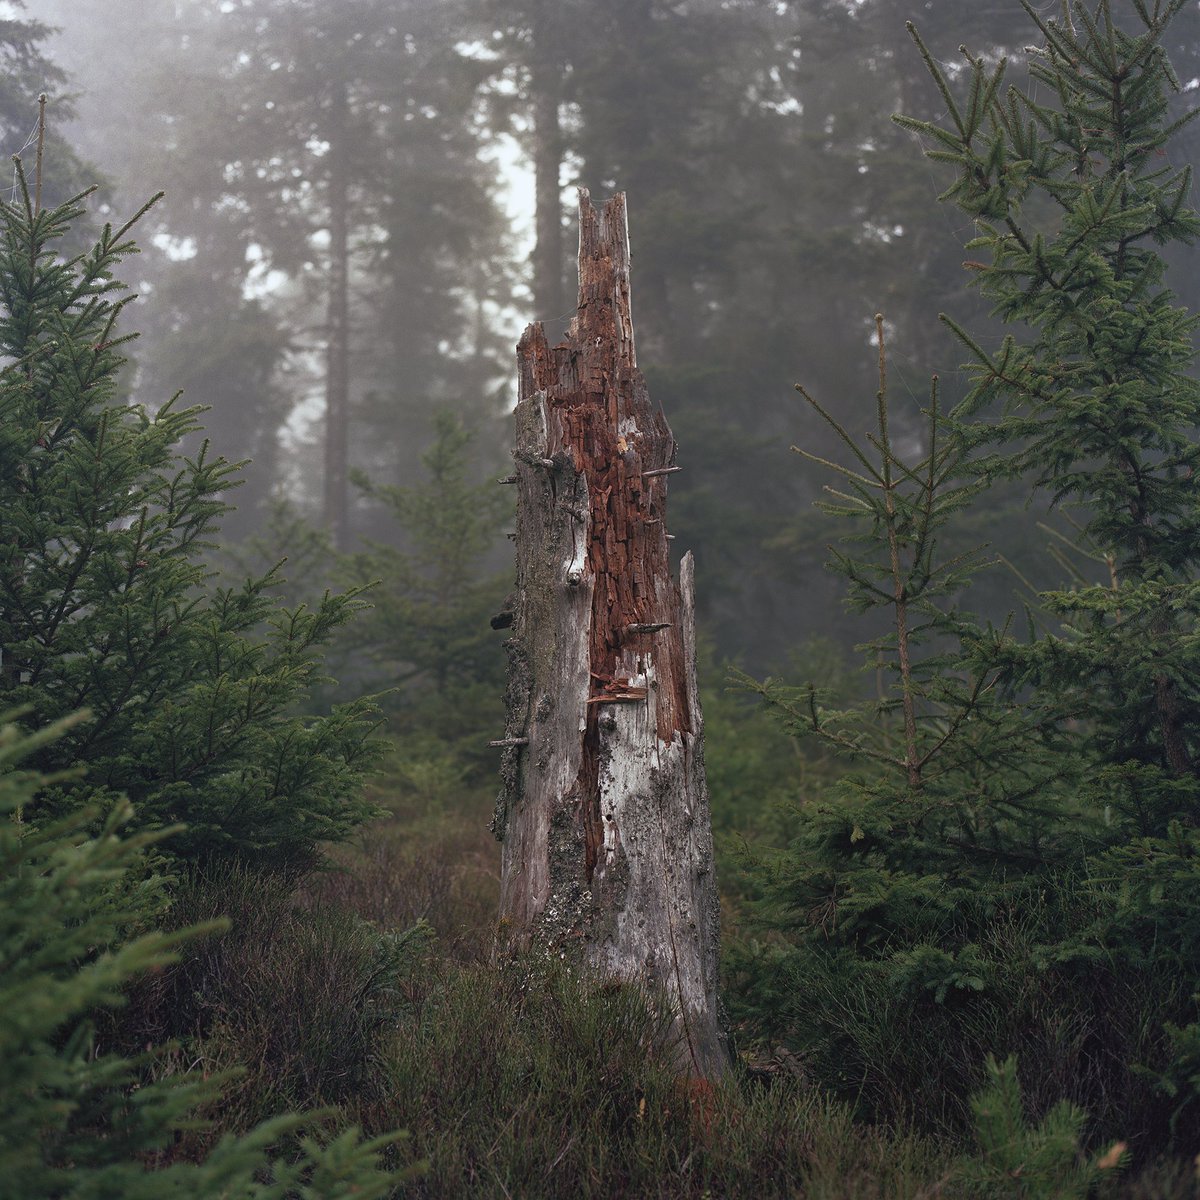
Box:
xmin=493 ymin=190 xmax=727 ymax=1078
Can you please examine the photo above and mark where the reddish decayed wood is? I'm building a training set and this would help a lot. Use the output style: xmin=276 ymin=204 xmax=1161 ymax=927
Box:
xmin=516 ymin=193 xmax=690 ymax=879
xmin=515 ymin=208 xmax=690 ymax=735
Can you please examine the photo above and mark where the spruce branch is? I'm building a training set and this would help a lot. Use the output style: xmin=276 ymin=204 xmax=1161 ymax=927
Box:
xmin=905 ymin=22 xmax=968 ymax=140
xmin=794 ymin=382 xmax=886 ymax=483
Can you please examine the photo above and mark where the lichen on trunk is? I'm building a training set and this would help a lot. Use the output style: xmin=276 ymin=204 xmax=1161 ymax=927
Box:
xmin=494 ymin=190 xmax=727 ymax=1078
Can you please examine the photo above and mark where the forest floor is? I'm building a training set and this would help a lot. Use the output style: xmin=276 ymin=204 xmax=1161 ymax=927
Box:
xmin=185 ymin=756 xmax=1188 ymax=1200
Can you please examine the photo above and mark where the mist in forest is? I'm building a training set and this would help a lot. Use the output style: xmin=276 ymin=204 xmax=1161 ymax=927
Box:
xmin=13 ymin=0 xmax=1200 ymax=673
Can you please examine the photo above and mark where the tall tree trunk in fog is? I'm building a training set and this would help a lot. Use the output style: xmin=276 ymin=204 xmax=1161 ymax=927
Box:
xmin=324 ymin=81 xmax=351 ymax=549
xmin=494 ymin=191 xmax=727 ymax=1078
xmin=529 ymin=2 xmax=565 ymax=322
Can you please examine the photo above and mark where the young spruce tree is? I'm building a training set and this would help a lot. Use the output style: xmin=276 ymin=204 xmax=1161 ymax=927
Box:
xmin=899 ymin=0 xmax=1200 ymax=823
xmin=739 ymin=0 xmax=1200 ymax=1151
xmin=0 ymin=168 xmax=380 ymax=869
xmin=343 ymin=411 xmax=509 ymax=765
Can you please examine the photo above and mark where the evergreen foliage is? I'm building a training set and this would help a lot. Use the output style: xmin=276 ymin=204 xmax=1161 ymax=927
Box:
xmin=960 ymin=1055 xmax=1124 ymax=1198
xmin=344 ymin=410 xmax=509 ymax=725
xmin=0 ymin=174 xmax=380 ymax=868
xmin=30 ymin=0 xmax=1078 ymax=670
xmin=0 ymin=713 xmax=410 ymax=1198
xmin=214 ymin=411 xmax=509 ymax=793
xmin=328 ymin=410 xmax=510 ymax=795
xmin=737 ymin=0 xmax=1200 ymax=1156
xmin=898 ymin=0 xmax=1200 ymax=812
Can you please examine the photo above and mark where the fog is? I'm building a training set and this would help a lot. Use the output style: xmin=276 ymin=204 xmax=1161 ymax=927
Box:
xmin=14 ymin=0 xmax=1200 ymax=671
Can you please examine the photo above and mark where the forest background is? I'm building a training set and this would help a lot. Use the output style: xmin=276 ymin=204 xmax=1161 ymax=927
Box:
xmin=43 ymin=0 xmax=1193 ymax=661
xmin=7 ymin=0 xmax=1200 ymax=1195
xmin=19 ymin=0 xmax=1198 ymax=670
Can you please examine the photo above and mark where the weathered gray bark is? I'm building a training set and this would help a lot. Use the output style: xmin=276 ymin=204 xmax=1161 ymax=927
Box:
xmin=494 ymin=190 xmax=727 ymax=1078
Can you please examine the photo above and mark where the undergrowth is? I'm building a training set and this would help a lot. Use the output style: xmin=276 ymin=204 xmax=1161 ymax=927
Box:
xmin=97 ymin=774 xmax=1200 ymax=1198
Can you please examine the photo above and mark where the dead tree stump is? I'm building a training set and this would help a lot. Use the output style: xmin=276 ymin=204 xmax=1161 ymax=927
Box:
xmin=493 ymin=190 xmax=727 ymax=1078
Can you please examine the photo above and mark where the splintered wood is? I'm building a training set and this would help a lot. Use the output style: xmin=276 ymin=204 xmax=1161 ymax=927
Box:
xmin=495 ymin=190 xmax=726 ymax=1078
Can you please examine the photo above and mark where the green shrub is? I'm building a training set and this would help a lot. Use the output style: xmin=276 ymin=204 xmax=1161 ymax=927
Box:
xmin=0 ymin=713 xmax=411 ymax=1198
xmin=959 ymin=1055 xmax=1126 ymax=1199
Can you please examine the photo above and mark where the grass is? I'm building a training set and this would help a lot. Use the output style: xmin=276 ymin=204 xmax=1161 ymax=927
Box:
xmin=366 ymin=953 xmax=952 ymax=1199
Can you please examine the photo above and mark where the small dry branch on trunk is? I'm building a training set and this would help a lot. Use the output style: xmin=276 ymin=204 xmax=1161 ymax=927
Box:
xmin=493 ymin=190 xmax=727 ymax=1078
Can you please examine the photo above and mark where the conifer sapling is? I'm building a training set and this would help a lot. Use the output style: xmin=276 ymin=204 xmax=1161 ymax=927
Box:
xmin=0 ymin=164 xmax=381 ymax=869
